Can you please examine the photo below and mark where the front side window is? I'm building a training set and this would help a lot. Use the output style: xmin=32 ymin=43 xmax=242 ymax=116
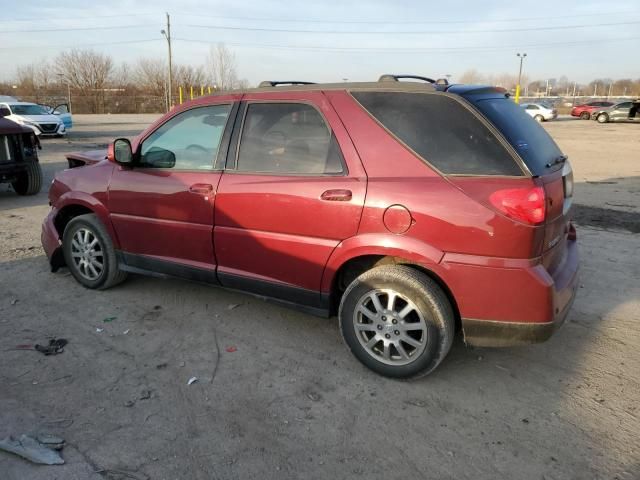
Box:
xmin=140 ymin=105 xmax=231 ymax=169
xmin=235 ymin=103 xmax=344 ymax=175
xmin=526 ymin=104 xmax=538 ymax=110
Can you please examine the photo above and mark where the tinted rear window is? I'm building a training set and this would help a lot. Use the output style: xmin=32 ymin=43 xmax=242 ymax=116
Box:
xmin=471 ymin=97 xmax=563 ymax=176
xmin=352 ymin=92 xmax=523 ymax=176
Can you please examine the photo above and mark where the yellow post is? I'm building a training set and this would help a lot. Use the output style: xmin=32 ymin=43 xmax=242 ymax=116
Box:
xmin=200 ymin=86 xmax=204 ymax=96
xmin=514 ymin=84 xmax=521 ymax=104
xmin=208 ymin=86 xmax=212 ymax=94
xmin=179 ymin=86 xmax=183 ymax=105
xmin=190 ymin=86 xmax=194 ymax=100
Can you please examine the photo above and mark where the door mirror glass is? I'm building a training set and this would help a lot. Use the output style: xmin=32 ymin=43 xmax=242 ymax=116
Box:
xmin=141 ymin=147 xmax=176 ymax=168
xmin=113 ymin=138 xmax=133 ymax=165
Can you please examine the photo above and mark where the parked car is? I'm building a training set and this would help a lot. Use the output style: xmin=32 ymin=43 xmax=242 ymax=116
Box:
xmin=591 ymin=100 xmax=640 ymax=123
xmin=521 ymin=102 xmax=557 ymax=122
xmin=41 ymin=76 xmax=579 ymax=378
xmin=0 ymin=102 xmax=67 ymax=136
xmin=571 ymin=101 xmax=614 ymax=119
xmin=0 ymin=117 xmax=42 ymax=195
xmin=40 ymin=103 xmax=73 ymax=131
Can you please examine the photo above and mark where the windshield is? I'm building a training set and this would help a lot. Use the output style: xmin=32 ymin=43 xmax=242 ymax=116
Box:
xmin=10 ymin=104 xmax=49 ymax=115
xmin=471 ymin=97 xmax=563 ymax=176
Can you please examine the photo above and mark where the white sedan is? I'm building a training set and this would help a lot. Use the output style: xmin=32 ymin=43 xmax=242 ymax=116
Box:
xmin=521 ymin=103 xmax=557 ymax=122
xmin=0 ymin=102 xmax=67 ymax=136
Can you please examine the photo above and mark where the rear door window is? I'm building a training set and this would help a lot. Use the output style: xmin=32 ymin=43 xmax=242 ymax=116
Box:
xmin=352 ymin=91 xmax=523 ymax=176
xmin=471 ymin=97 xmax=564 ymax=176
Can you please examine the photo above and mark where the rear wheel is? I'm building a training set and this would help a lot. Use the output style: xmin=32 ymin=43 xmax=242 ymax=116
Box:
xmin=339 ymin=265 xmax=454 ymax=379
xmin=597 ymin=113 xmax=609 ymax=123
xmin=11 ymin=160 xmax=42 ymax=195
xmin=62 ymin=214 xmax=127 ymax=290
xmin=580 ymin=112 xmax=590 ymax=120
xmin=534 ymin=114 xmax=544 ymax=122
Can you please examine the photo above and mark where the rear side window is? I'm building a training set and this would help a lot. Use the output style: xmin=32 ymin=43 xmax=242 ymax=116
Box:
xmin=236 ymin=103 xmax=344 ymax=175
xmin=472 ymin=97 xmax=563 ymax=176
xmin=352 ymin=91 xmax=523 ymax=176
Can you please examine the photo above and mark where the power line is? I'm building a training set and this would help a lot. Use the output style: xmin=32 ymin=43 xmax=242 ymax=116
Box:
xmin=3 ymin=13 xmax=159 ymax=22
xmin=173 ymin=36 xmax=640 ymax=53
xmin=0 ymin=24 xmax=153 ymax=34
xmin=183 ymin=19 xmax=640 ymax=34
xmin=0 ymin=39 xmax=159 ymax=51
xmin=173 ymin=10 xmax=639 ymax=25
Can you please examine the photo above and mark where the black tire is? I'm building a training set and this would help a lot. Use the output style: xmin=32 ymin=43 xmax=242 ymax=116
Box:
xmin=597 ymin=113 xmax=609 ymax=123
xmin=11 ymin=160 xmax=42 ymax=195
xmin=534 ymin=114 xmax=544 ymax=122
xmin=339 ymin=265 xmax=454 ymax=379
xmin=62 ymin=213 xmax=127 ymax=290
xmin=580 ymin=112 xmax=590 ymax=120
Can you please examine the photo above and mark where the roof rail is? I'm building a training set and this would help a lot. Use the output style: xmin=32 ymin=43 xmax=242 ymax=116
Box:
xmin=378 ymin=74 xmax=437 ymax=84
xmin=258 ymin=81 xmax=316 ymax=88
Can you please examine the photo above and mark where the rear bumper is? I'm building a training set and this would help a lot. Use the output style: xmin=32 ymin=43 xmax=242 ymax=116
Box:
xmin=41 ymin=208 xmax=64 ymax=270
xmin=444 ymin=238 xmax=579 ymax=347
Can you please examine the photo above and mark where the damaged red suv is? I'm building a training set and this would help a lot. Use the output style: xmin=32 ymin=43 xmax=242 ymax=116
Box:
xmin=42 ymin=75 xmax=579 ymax=378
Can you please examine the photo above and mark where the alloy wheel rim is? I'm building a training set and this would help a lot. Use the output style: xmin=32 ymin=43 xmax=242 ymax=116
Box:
xmin=353 ymin=289 xmax=428 ymax=366
xmin=70 ymin=228 xmax=104 ymax=281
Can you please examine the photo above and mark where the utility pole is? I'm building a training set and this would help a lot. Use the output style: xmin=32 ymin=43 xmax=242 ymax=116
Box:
xmin=515 ymin=52 xmax=527 ymax=103
xmin=161 ymin=13 xmax=173 ymax=110
xmin=593 ymin=83 xmax=597 ymax=97
xmin=572 ymin=81 xmax=577 ymax=107
xmin=607 ymin=83 xmax=613 ymax=99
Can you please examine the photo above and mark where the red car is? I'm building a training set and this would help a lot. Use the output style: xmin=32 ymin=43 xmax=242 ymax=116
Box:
xmin=571 ymin=101 xmax=614 ymax=119
xmin=42 ymin=76 xmax=579 ymax=378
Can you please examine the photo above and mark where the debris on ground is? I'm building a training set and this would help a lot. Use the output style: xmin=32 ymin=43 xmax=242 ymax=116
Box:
xmin=0 ymin=434 xmax=64 ymax=465
xmin=10 ymin=298 xmax=18 ymax=305
xmin=103 ymin=316 xmax=117 ymax=323
xmin=156 ymin=363 xmax=168 ymax=370
xmin=36 ymin=434 xmax=65 ymax=450
xmin=34 ymin=338 xmax=68 ymax=356
xmin=227 ymin=304 xmax=241 ymax=311
xmin=96 ymin=328 xmax=104 ymax=333
xmin=139 ymin=390 xmax=152 ymax=400
xmin=187 ymin=377 xmax=198 ymax=385
xmin=225 ymin=346 xmax=237 ymax=353
xmin=124 ymin=400 xmax=135 ymax=408
xmin=123 ymin=329 xmax=130 ymax=335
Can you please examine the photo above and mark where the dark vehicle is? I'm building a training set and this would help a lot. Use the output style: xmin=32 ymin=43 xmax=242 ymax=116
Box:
xmin=591 ymin=100 xmax=640 ymax=123
xmin=42 ymin=75 xmax=578 ymax=378
xmin=0 ymin=117 xmax=42 ymax=195
xmin=571 ymin=101 xmax=614 ymax=119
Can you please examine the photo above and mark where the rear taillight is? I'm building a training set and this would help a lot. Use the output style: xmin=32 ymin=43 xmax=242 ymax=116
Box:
xmin=489 ymin=186 xmax=546 ymax=225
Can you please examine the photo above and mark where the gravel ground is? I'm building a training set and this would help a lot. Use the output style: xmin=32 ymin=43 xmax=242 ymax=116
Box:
xmin=0 ymin=114 xmax=638 ymax=480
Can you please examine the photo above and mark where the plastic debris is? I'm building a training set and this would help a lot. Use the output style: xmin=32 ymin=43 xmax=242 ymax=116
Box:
xmin=10 ymin=298 xmax=18 ymax=305
xmin=123 ymin=329 xmax=130 ymax=335
xmin=35 ymin=338 xmax=68 ymax=356
xmin=0 ymin=435 xmax=64 ymax=465
xmin=225 ymin=346 xmax=237 ymax=353
xmin=96 ymin=328 xmax=104 ymax=333
xmin=187 ymin=377 xmax=198 ymax=385
xmin=103 ymin=316 xmax=117 ymax=323
xmin=227 ymin=303 xmax=240 ymax=311
xmin=36 ymin=434 xmax=65 ymax=451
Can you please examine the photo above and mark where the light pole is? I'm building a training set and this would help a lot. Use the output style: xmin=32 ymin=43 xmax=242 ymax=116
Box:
xmin=161 ymin=12 xmax=173 ymax=110
xmin=515 ymin=53 xmax=527 ymax=103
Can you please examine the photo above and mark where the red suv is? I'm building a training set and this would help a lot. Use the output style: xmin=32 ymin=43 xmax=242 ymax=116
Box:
xmin=571 ymin=101 xmax=614 ymax=119
xmin=42 ymin=76 xmax=579 ymax=378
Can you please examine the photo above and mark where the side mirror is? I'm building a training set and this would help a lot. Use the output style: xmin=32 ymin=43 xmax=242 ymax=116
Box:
xmin=108 ymin=138 xmax=133 ymax=165
xmin=0 ymin=108 xmax=10 ymax=118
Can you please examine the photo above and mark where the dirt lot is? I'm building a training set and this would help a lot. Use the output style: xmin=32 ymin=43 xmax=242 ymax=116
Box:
xmin=1 ymin=115 xmax=639 ymax=480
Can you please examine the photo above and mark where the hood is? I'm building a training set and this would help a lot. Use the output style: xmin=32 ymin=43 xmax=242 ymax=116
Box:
xmin=15 ymin=114 xmax=62 ymax=124
xmin=0 ymin=117 xmax=33 ymax=134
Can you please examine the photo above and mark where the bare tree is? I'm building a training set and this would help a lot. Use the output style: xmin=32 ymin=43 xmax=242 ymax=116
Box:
xmin=56 ymin=49 xmax=113 ymax=113
xmin=133 ymin=58 xmax=167 ymax=96
xmin=206 ymin=43 xmax=242 ymax=91
xmin=459 ymin=69 xmax=485 ymax=84
xmin=174 ymin=64 xmax=207 ymax=90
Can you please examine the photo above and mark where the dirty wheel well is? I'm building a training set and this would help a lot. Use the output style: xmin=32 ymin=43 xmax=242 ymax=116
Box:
xmin=53 ymin=205 xmax=94 ymax=239
xmin=330 ymin=255 xmax=461 ymax=330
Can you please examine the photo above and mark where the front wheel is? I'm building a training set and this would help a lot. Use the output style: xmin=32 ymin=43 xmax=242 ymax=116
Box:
xmin=12 ymin=160 xmax=42 ymax=195
xmin=62 ymin=214 xmax=127 ymax=289
xmin=339 ymin=265 xmax=454 ymax=379
xmin=597 ymin=113 xmax=609 ymax=123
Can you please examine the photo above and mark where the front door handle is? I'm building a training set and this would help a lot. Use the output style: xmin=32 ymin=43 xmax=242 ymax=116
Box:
xmin=189 ymin=183 xmax=214 ymax=195
xmin=320 ymin=189 xmax=352 ymax=202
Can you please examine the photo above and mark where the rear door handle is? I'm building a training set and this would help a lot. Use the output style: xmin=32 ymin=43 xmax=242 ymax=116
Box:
xmin=189 ymin=183 xmax=214 ymax=194
xmin=320 ymin=189 xmax=352 ymax=202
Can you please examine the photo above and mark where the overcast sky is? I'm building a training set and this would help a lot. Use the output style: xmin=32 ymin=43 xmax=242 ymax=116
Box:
xmin=0 ymin=0 xmax=638 ymax=85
